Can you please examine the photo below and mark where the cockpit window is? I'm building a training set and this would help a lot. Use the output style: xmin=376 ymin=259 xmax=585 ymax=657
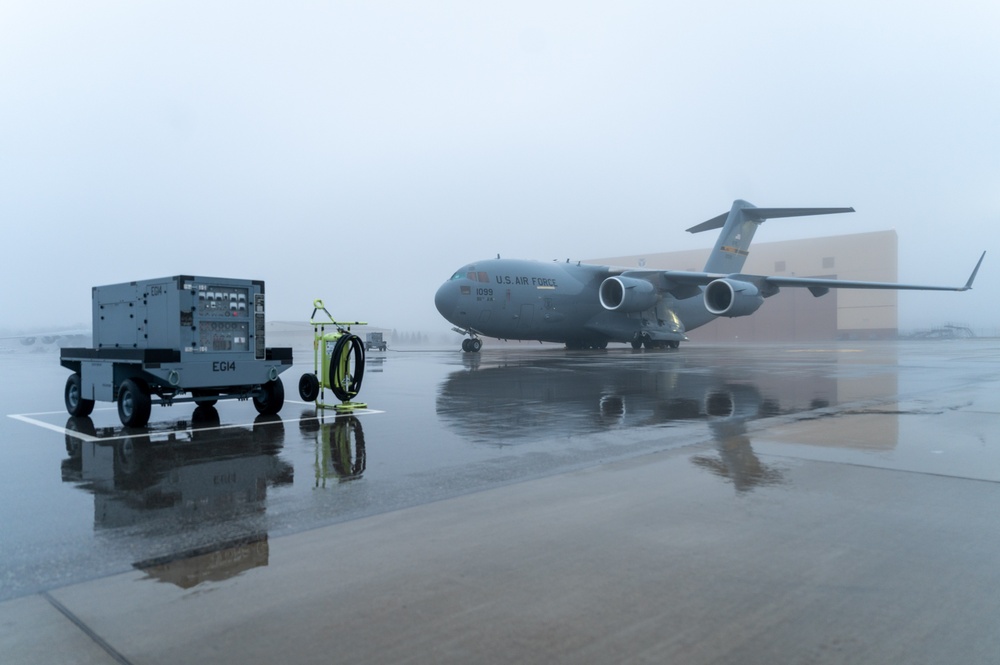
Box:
xmin=450 ymin=269 xmax=489 ymax=282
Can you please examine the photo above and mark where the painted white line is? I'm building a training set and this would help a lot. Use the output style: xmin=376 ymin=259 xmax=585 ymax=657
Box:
xmin=8 ymin=414 xmax=101 ymax=442
xmin=8 ymin=408 xmax=384 ymax=443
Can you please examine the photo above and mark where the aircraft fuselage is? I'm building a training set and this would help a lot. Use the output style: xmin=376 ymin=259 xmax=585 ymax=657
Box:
xmin=434 ymin=258 xmax=704 ymax=348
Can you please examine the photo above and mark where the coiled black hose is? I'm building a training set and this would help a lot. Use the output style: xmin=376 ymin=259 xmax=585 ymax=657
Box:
xmin=329 ymin=333 xmax=366 ymax=401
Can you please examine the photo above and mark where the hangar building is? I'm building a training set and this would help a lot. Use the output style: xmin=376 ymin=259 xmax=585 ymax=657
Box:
xmin=593 ymin=230 xmax=898 ymax=342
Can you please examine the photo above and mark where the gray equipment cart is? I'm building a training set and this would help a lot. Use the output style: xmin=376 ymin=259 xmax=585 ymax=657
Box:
xmin=60 ymin=275 xmax=293 ymax=427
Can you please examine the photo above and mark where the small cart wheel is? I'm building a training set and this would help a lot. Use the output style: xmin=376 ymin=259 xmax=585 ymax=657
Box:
xmin=298 ymin=373 xmax=320 ymax=402
xmin=191 ymin=390 xmax=219 ymax=407
xmin=254 ymin=377 xmax=285 ymax=416
xmin=117 ymin=378 xmax=152 ymax=427
xmin=65 ymin=373 xmax=95 ymax=417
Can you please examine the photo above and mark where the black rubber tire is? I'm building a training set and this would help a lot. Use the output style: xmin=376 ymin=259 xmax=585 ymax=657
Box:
xmin=253 ymin=378 xmax=285 ymax=415
xmin=470 ymin=338 xmax=482 ymax=352
xmin=65 ymin=373 xmax=95 ymax=417
xmin=298 ymin=373 xmax=320 ymax=402
xmin=191 ymin=390 xmax=219 ymax=407
xmin=462 ymin=338 xmax=471 ymax=352
xmin=191 ymin=405 xmax=221 ymax=427
xmin=117 ymin=378 xmax=152 ymax=427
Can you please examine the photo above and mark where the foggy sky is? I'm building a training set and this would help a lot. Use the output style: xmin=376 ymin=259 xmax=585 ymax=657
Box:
xmin=2 ymin=1 xmax=996 ymax=334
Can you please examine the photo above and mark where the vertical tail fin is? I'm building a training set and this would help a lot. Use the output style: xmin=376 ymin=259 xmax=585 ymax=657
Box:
xmin=687 ymin=200 xmax=855 ymax=274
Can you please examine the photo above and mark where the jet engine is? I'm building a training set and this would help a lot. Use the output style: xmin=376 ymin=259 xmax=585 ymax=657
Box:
xmin=704 ymin=279 xmax=763 ymax=317
xmin=599 ymin=276 xmax=659 ymax=313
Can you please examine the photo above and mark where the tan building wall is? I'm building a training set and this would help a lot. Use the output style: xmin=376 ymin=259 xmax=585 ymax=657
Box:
xmin=592 ymin=230 xmax=898 ymax=341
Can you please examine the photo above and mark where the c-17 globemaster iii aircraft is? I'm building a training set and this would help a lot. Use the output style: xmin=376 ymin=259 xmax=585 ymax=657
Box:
xmin=434 ymin=199 xmax=985 ymax=352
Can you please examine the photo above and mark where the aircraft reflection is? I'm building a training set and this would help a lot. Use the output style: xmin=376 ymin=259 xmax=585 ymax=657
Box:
xmin=436 ymin=356 xmax=840 ymax=491
xmin=60 ymin=408 xmax=293 ymax=586
xmin=690 ymin=397 xmax=784 ymax=492
xmin=299 ymin=410 xmax=367 ymax=487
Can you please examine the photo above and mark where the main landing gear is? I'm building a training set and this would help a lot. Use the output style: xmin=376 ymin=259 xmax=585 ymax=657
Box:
xmin=631 ymin=334 xmax=680 ymax=350
xmin=461 ymin=337 xmax=482 ymax=353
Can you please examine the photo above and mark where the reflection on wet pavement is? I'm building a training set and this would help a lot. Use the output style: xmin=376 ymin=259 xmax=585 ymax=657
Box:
xmin=6 ymin=340 xmax=1000 ymax=601
xmin=299 ymin=413 xmax=367 ymax=487
xmin=135 ymin=534 xmax=269 ymax=589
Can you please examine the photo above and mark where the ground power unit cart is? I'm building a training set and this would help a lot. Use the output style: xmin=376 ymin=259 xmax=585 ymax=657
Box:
xmin=60 ymin=276 xmax=293 ymax=427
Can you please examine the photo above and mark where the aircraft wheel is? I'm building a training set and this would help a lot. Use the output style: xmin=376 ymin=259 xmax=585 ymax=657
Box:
xmin=298 ymin=373 xmax=320 ymax=401
xmin=254 ymin=378 xmax=285 ymax=416
xmin=630 ymin=339 xmax=643 ymax=350
xmin=462 ymin=339 xmax=471 ymax=352
xmin=668 ymin=340 xmax=680 ymax=349
xmin=65 ymin=373 xmax=95 ymax=417
xmin=470 ymin=338 xmax=482 ymax=352
xmin=117 ymin=378 xmax=151 ymax=427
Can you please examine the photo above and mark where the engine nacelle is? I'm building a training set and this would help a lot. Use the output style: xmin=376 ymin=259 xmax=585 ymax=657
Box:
xmin=599 ymin=276 xmax=659 ymax=313
xmin=704 ymin=279 xmax=764 ymax=317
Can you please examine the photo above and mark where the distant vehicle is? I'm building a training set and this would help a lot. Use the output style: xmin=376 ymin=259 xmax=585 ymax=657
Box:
xmin=435 ymin=199 xmax=984 ymax=351
xmin=365 ymin=332 xmax=387 ymax=352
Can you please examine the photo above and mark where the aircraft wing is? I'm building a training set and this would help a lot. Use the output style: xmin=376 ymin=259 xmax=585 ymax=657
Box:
xmin=618 ymin=251 xmax=985 ymax=299
xmin=612 ymin=269 xmax=726 ymax=299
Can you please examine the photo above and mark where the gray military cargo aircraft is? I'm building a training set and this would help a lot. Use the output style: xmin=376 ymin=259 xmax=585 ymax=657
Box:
xmin=434 ymin=199 xmax=984 ymax=352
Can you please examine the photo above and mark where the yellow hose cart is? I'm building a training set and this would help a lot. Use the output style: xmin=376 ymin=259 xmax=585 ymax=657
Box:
xmin=297 ymin=300 xmax=368 ymax=412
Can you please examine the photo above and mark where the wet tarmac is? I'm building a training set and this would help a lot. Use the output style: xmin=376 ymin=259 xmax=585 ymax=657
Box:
xmin=3 ymin=336 xmax=1000 ymax=663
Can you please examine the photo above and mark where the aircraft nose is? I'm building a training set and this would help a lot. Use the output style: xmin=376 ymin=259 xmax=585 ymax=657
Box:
xmin=434 ymin=282 xmax=457 ymax=320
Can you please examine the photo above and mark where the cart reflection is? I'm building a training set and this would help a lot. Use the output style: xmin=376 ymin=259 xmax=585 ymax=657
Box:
xmin=60 ymin=409 xmax=293 ymax=587
xmin=298 ymin=411 xmax=367 ymax=487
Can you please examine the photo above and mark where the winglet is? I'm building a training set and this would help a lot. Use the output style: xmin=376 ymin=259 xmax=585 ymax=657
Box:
xmin=961 ymin=251 xmax=986 ymax=290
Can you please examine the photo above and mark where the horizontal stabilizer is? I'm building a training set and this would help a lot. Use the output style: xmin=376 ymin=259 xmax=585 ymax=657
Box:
xmin=687 ymin=206 xmax=855 ymax=234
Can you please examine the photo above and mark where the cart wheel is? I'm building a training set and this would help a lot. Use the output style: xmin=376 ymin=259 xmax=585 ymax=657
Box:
xmin=191 ymin=389 xmax=219 ymax=407
xmin=117 ymin=378 xmax=151 ymax=427
xmin=298 ymin=373 xmax=320 ymax=402
xmin=65 ymin=373 xmax=95 ymax=417
xmin=254 ymin=377 xmax=285 ymax=415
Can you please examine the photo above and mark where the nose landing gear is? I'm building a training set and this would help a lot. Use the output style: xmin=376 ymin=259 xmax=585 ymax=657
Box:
xmin=451 ymin=326 xmax=483 ymax=353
